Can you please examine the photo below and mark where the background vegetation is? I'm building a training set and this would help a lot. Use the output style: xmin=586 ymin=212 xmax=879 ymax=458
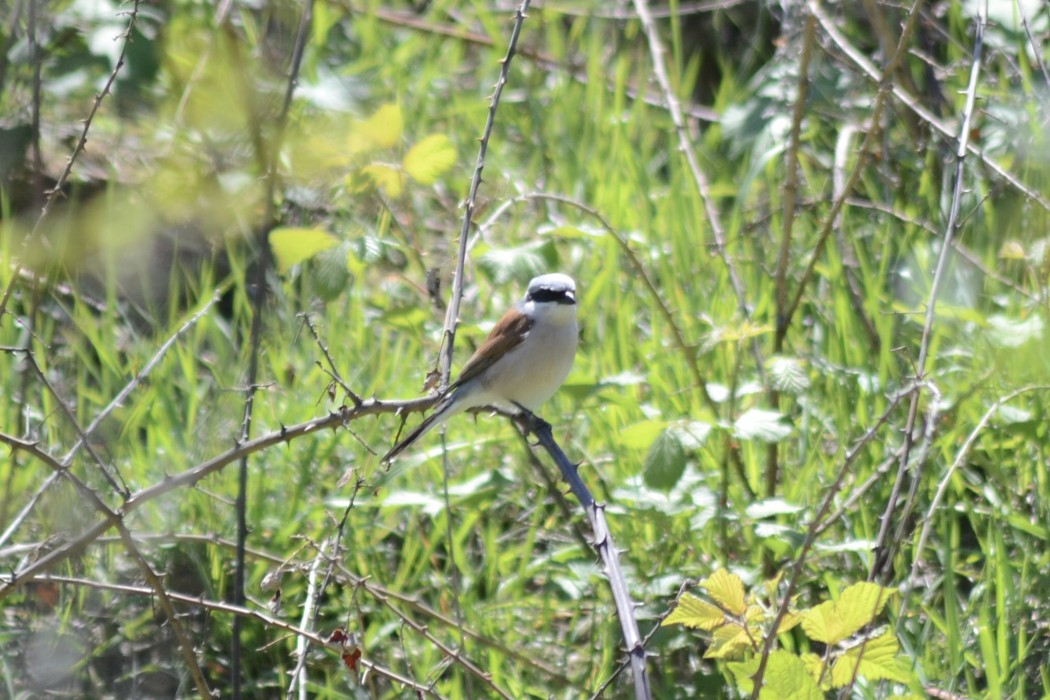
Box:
xmin=1 ymin=0 xmax=1048 ymax=698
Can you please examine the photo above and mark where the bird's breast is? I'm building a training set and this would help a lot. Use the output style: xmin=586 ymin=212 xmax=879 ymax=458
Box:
xmin=481 ymin=319 xmax=578 ymax=411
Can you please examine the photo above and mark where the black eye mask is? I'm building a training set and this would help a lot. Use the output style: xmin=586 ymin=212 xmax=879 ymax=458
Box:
xmin=528 ymin=288 xmax=575 ymax=304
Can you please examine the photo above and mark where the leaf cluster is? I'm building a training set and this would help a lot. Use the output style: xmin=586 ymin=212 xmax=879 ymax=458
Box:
xmin=665 ymin=570 xmax=914 ymax=697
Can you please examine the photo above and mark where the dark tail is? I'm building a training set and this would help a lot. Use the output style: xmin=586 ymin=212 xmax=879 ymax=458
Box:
xmin=381 ymin=399 xmax=452 ymax=463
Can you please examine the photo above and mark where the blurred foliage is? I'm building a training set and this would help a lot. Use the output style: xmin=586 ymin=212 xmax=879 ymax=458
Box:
xmin=1 ymin=0 xmax=1050 ymax=698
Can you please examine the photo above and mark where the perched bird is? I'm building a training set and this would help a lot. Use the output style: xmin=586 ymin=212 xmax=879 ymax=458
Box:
xmin=382 ymin=273 xmax=579 ymax=463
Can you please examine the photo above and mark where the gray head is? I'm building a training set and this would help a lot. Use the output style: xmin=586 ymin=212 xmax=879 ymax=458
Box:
xmin=524 ymin=273 xmax=576 ymax=306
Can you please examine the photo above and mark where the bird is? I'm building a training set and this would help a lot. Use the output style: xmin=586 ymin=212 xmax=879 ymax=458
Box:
xmin=382 ymin=273 xmax=579 ymax=463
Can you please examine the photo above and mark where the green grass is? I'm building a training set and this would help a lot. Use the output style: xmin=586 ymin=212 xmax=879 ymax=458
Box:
xmin=2 ymin=1 xmax=1050 ymax=698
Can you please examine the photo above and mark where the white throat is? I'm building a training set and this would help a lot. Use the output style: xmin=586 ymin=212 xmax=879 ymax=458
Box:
xmin=524 ymin=299 xmax=577 ymax=327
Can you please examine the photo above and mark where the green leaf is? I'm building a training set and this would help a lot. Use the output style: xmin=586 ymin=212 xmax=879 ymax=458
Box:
xmin=1007 ymin=513 xmax=1048 ymax=540
xmin=726 ymin=655 xmax=760 ymax=692
xmin=705 ymin=623 xmax=755 ymax=660
xmin=728 ymin=651 xmax=823 ymax=699
xmin=359 ymin=163 xmax=404 ymax=197
xmin=801 ymin=582 xmax=895 ymax=645
xmin=772 ymin=611 xmax=803 ymax=636
xmin=763 ymin=650 xmax=825 ymax=700
xmin=733 ymin=408 xmax=792 ymax=443
xmin=312 ymin=242 xmax=351 ymax=301
xmin=701 ymin=569 xmax=747 ymax=616
xmin=662 ymin=592 xmax=727 ymax=631
xmin=830 ymin=629 xmax=911 ymax=687
xmin=269 ymin=227 xmax=338 ymax=273
xmin=643 ymin=427 xmax=687 ymax=491
xmin=799 ymin=652 xmax=828 ymax=689
xmin=403 ymin=134 xmax=456 ymax=184
xmin=348 ymin=102 xmax=403 ymax=153
xmin=618 ymin=420 xmax=669 ymax=449
xmin=623 ymin=420 xmax=710 ymax=451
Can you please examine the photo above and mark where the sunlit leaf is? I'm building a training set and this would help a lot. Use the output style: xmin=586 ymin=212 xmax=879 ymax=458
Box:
xmin=619 ymin=420 xmax=669 ymax=449
xmin=801 ymin=582 xmax=895 ymax=645
xmin=726 ymin=655 xmax=760 ymax=693
xmin=768 ymin=356 xmax=810 ymax=394
xmin=677 ymin=421 xmax=712 ymax=449
xmin=348 ymin=102 xmax=403 ymax=153
xmin=987 ymin=314 xmax=1043 ymax=348
xmin=997 ymin=240 xmax=1026 ymax=260
xmin=733 ymin=409 xmax=792 ymax=443
xmin=704 ymin=623 xmax=753 ymax=659
xmin=403 ymin=134 xmax=456 ymax=184
xmin=762 ymin=650 xmax=824 ymax=700
xmin=269 ymin=228 xmax=338 ymax=273
xmin=800 ymin=652 xmax=828 ymax=689
xmin=662 ymin=592 xmax=727 ymax=631
xmin=703 ymin=320 xmax=773 ymax=352
xmin=701 ymin=569 xmax=747 ymax=616
xmin=746 ymin=498 xmax=803 ymax=519
xmin=814 ymin=539 xmax=877 ymax=554
xmin=728 ymin=651 xmax=823 ymax=699
xmin=830 ymin=629 xmax=911 ymax=686
xmin=772 ymin=611 xmax=802 ymax=635
xmin=360 ymin=163 xmax=404 ymax=197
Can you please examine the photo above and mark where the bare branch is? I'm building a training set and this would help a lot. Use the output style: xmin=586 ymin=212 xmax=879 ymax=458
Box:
xmin=438 ymin=0 xmax=532 ymax=388
xmin=33 ymin=575 xmax=443 ymax=697
xmin=870 ymin=2 xmax=987 ymax=583
xmin=812 ymin=0 xmax=1050 ymax=212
